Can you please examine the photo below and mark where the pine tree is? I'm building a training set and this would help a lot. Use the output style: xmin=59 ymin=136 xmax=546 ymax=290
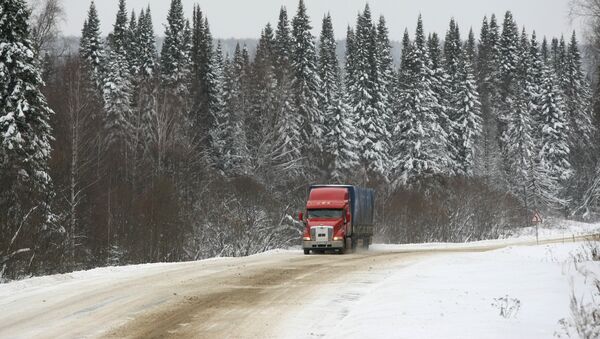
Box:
xmin=248 ymin=24 xmax=279 ymax=171
xmin=135 ymin=6 xmax=158 ymax=150
xmin=348 ymin=5 xmax=391 ymax=181
xmin=464 ymin=28 xmax=477 ymax=66
xmin=0 ymin=0 xmax=54 ymax=277
xmin=345 ymin=26 xmax=357 ymax=91
xmin=318 ymin=13 xmax=339 ymax=116
xmin=126 ymin=10 xmax=139 ymax=77
xmin=474 ymin=15 xmax=502 ymax=180
xmin=376 ymin=15 xmax=395 ymax=126
xmin=397 ymin=28 xmax=412 ymax=96
xmin=190 ymin=6 xmax=217 ymax=145
xmin=291 ymin=0 xmax=324 ymax=171
xmin=108 ymin=0 xmax=129 ymax=56
xmin=497 ymin=11 xmax=522 ymax=182
xmin=103 ymin=48 xmax=132 ymax=149
xmin=270 ymin=8 xmax=303 ymax=178
xmin=538 ymin=63 xmax=572 ymax=184
xmin=103 ymin=0 xmax=134 ymax=149
xmin=160 ymin=0 xmax=190 ymax=88
xmin=541 ymin=37 xmax=549 ymax=62
xmin=136 ymin=7 xmax=157 ymax=79
xmin=444 ymin=18 xmax=462 ymax=84
xmin=274 ymin=7 xmax=292 ymax=84
xmin=453 ymin=56 xmax=482 ymax=176
xmin=394 ymin=15 xmax=448 ymax=184
xmin=319 ymin=13 xmax=359 ymax=180
xmin=564 ymin=32 xmax=595 ymax=148
xmin=210 ymin=44 xmax=243 ymax=175
xmin=442 ymin=19 xmax=464 ymax=174
xmin=79 ymin=1 xmax=104 ymax=90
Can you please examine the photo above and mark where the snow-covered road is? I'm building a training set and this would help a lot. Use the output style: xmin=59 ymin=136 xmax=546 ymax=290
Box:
xmin=0 ymin=232 xmax=598 ymax=338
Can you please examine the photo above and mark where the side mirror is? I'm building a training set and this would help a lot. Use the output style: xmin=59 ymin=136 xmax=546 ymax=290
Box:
xmin=346 ymin=210 xmax=351 ymax=223
xmin=298 ymin=212 xmax=304 ymax=221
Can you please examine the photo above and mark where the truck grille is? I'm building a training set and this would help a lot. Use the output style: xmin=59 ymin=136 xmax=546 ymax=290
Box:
xmin=312 ymin=226 xmax=333 ymax=242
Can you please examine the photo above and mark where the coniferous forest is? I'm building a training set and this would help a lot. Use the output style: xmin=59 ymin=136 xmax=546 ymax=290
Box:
xmin=1 ymin=0 xmax=599 ymax=280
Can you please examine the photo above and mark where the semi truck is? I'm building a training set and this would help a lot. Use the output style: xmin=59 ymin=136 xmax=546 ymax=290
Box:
xmin=300 ymin=185 xmax=375 ymax=254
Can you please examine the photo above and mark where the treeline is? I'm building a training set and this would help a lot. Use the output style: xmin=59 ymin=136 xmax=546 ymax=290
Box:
xmin=1 ymin=0 xmax=598 ymax=280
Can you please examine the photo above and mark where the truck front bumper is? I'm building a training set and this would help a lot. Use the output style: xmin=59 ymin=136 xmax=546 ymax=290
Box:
xmin=303 ymin=240 xmax=345 ymax=250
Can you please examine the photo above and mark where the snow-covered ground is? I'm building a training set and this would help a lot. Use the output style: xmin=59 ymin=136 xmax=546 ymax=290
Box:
xmin=278 ymin=241 xmax=599 ymax=338
xmin=0 ymin=220 xmax=598 ymax=338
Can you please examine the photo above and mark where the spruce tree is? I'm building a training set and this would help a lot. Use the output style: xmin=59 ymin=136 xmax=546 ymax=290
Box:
xmin=274 ymin=7 xmax=292 ymax=83
xmin=497 ymin=11 xmax=522 ymax=182
xmin=248 ymin=24 xmax=279 ymax=171
xmin=108 ymin=0 xmax=129 ymax=56
xmin=318 ymin=13 xmax=340 ymax=115
xmin=79 ymin=1 xmax=104 ymax=90
xmin=0 ymin=0 xmax=54 ymax=276
xmin=136 ymin=7 xmax=157 ymax=79
xmin=464 ymin=28 xmax=477 ymax=66
xmin=474 ymin=15 xmax=501 ymax=180
xmin=136 ymin=6 xmax=158 ymax=150
xmin=319 ymin=13 xmax=359 ymax=180
xmin=564 ymin=32 xmax=594 ymax=148
xmin=453 ymin=54 xmax=482 ymax=176
xmin=394 ymin=15 xmax=448 ymax=184
xmin=348 ymin=5 xmax=391 ymax=181
xmin=126 ymin=10 xmax=139 ymax=77
xmin=160 ymin=0 xmax=190 ymax=88
xmin=291 ymin=0 xmax=324 ymax=171
xmin=538 ymin=64 xmax=572 ymax=185
xmin=190 ymin=5 xmax=217 ymax=144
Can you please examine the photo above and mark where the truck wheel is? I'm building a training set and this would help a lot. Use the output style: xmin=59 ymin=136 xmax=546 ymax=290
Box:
xmin=363 ymin=238 xmax=370 ymax=250
xmin=303 ymin=249 xmax=310 ymax=255
xmin=345 ymin=237 xmax=352 ymax=254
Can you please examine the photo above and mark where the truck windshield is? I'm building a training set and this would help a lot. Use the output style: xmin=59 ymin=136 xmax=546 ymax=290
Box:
xmin=307 ymin=209 xmax=343 ymax=219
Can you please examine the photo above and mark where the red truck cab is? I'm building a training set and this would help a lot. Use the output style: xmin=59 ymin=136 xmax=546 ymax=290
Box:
xmin=302 ymin=187 xmax=351 ymax=253
xmin=301 ymin=185 xmax=374 ymax=254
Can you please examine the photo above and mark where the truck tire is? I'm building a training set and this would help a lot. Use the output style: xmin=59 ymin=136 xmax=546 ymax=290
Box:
xmin=363 ymin=237 xmax=370 ymax=250
xmin=345 ymin=237 xmax=353 ymax=254
xmin=303 ymin=249 xmax=310 ymax=255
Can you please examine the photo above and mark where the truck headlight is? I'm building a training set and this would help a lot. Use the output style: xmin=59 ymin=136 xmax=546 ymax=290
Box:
xmin=333 ymin=237 xmax=343 ymax=241
xmin=303 ymin=237 xmax=311 ymax=241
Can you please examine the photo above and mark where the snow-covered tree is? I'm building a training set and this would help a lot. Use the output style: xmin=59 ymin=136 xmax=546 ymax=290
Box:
xmin=126 ymin=10 xmax=139 ymax=77
xmin=318 ymin=13 xmax=339 ymax=118
xmin=248 ymin=24 xmax=280 ymax=173
xmin=0 ymin=0 xmax=54 ymax=277
xmin=211 ymin=44 xmax=249 ymax=176
xmin=160 ymin=0 xmax=190 ymax=89
xmin=135 ymin=6 xmax=158 ymax=150
xmin=497 ymin=12 xmax=520 ymax=132
xmin=464 ymin=28 xmax=477 ymax=66
xmin=453 ymin=58 xmax=482 ymax=176
xmin=291 ymin=0 xmax=324 ymax=171
xmin=375 ymin=15 xmax=395 ymax=172
xmin=108 ymin=0 xmax=129 ymax=58
xmin=563 ymin=32 xmax=595 ymax=149
xmin=538 ymin=64 xmax=572 ymax=185
xmin=190 ymin=5 xmax=217 ymax=145
xmin=394 ymin=15 xmax=448 ymax=185
xmin=79 ymin=1 xmax=104 ymax=90
xmin=103 ymin=0 xmax=133 ymax=149
xmin=347 ymin=5 xmax=391 ymax=181
xmin=274 ymin=7 xmax=292 ymax=84
xmin=318 ymin=13 xmax=359 ymax=180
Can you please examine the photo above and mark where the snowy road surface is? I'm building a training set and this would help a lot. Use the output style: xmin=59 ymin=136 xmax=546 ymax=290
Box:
xmin=0 ymin=233 xmax=598 ymax=338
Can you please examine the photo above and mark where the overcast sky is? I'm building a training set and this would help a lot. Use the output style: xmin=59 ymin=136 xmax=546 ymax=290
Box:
xmin=53 ymin=0 xmax=583 ymax=41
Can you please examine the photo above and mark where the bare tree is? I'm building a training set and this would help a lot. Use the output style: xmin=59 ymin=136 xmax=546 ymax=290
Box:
xmin=29 ymin=0 xmax=65 ymax=58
